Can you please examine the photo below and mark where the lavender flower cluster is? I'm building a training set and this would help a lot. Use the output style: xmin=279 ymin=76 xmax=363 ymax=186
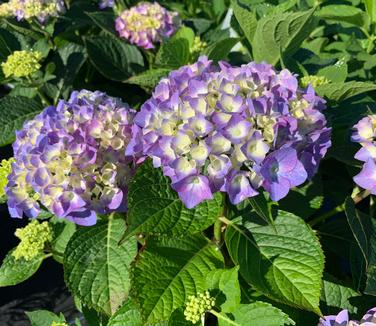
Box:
xmin=352 ymin=115 xmax=376 ymax=194
xmin=6 ymin=90 xmax=136 ymax=226
xmin=115 ymin=2 xmax=179 ymax=49
xmin=319 ymin=308 xmax=376 ymax=326
xmin=128 ymin=56 xmax=331 ymax=208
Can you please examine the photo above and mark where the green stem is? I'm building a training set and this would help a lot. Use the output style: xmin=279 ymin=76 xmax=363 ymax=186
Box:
xmin=309 ymin=190 xmax=370 ymax=227
xmin=214 ymin=218 xmax=222 ymax=244
xmin=209 ymin=310 xmax=239 ymax=326
xmin=44 ymin=253 xmax=53 ymax=259
xmin=36 ymin=88 xmax=51 ymax=106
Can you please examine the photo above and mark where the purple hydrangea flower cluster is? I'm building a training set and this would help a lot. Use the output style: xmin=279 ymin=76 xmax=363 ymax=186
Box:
xmin=115 ymin=2 xmax=179 ymax=49
xmin=318 ymin=308 xmax=376 ymax=325
xmin=99 ymin=0 xmax=114 ymax=9
xmin=6 ymin=90 xmax=136 ymax=226
xmin=127 ymin=56 xmax=331 ymax=208
xmin=352 ymin=115 xmax=376 ymax=194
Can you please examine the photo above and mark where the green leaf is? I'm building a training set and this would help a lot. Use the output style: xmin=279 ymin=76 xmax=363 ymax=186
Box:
xmin=126 ymin=68 xmax=171 ymax=91
xmin=315 ymin=81 xmax=376 ymax=102
xmin=247 ymin=192 xmax=274 ymax=225
xmin=364 ymin=0 xmax=376 ymax=23
xmin=172 ymin=26 xmax=195 ymax=48
xmin=85 ymin=35 xmax=144 ymax=81
xmin=231 ymin=0 xmax=257 ymax=44
xmin=26 ymin=310 xmax=66 ymax=326
xmin=0 ymin=250 xmax=44 ymax=287
xmin=321 ymin=276 xmax=361 ymax=314
xmin=0 ymin=95 xmax=43 ymax=147
xmin=9 ymin=86 xmax=38 ymax=98
xmin=126 ymin=160 xmax=223 ymax=238
xmin=168 ymin=309 xmax=191 ymax=326
xmin=64 ymin=216 xmax=137 ymax=315
xmin=132 ymin=234 xmax=224 ymax=323
xmin=0 ymin=28 xmax=21 ymax=62
xmin=204 ymin=38 xmax=239 ymax=62
xmin=50 ymin=217 xmax=76 ymax=264
xmin=317 ymin=5 xmax=367 ymax=27
xmin=86 ymin=11 xmax=117 ymax=35
xmin=108 ymin=299 xmax=142 ymax=326
xmin=206 ymin=266 xmax=241 ymax=313
xmin=218 ymin=302 xmax=294 ymax=326
xmin=253 ymin=9 xmax=317 ymax=65
xmin=155 ymin=38 xmax=190 ymax=68
xmin=317 ymin=58 xmax=348 ymax=83
xmin=225 ymin=211 xmax=324 ymax=314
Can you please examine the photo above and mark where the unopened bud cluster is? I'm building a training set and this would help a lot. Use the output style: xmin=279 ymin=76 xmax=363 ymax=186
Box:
xmin=2 ymin=51 xmax=42 ymax=78
xmin=12 ymin=220 xmax=52 ymax=261
xmin=184 ymin=291 xmax=215 ymax=324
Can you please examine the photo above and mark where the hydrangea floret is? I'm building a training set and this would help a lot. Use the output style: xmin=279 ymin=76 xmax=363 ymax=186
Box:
xmin=352 ymin=115 xmax=376 ymax=193
xmin=115 ymin=2 xmax=179 ymax=49
xmin=184 ymin=291 xmax=215 ymax=324
xmin=319 ymin=308 xmax=376 ymax=326
xmin=51 ymin=322 xmax=68 ymax=326
xmin=1 ymin=50 xmax=42 ymax=78
xmin=12 ymin=220 xmax=52 ymax=261
xmin=0 ymin=0 xmax=65 ymax=22
xmin=0 ymin=158 xmax=14 ymax=201
xmin=127 ymin=56 xmax=331 ymax=208
xmin=6 ymin=90 xmax=137 ymax=226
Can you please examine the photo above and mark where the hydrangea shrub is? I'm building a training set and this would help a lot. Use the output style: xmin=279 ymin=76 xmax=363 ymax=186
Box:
xmin=0 ymin=1 xmax=375 ymax=326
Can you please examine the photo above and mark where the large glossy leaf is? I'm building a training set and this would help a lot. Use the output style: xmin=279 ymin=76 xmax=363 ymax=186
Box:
xmin=85 ymin=34 xmax=144 ymax=81
xmin=316 ymin=81 xmax=376 ymax=102
xmin=50 ymin=217 xmax=76 ymax=264
xmin=218 ymin=302 xmax=294 ymax=326
xmin=132 ymin=234 xmax=224 ymax=324
xmin=0 ymin=95 xmax=43 ymax=147
xmin=253 ymin=9 xmax=316 ymax=65
xmin=107 ymin=299 xmax=142 ymax=326
xmin=206 ymin=266 xmax=241 ymax=313
xmin=125 ymin=160 xmax=222 ymax=238
xmin=155 ymin=38 xmax=190 ymax=68
xmin=231 ymin=0 xmax=257 ymax=44
xmin=0 ymin=250 xmax=44 ymax=287
xmin=317 ymin=5 xmax=367 ymax=27
xmin=204 ymin=38 xmax=240 ymax=62
xmin=64 ymin=216 xmax=137 ymax=315
xmin=225 ymin=211 xmax=324 ymax=314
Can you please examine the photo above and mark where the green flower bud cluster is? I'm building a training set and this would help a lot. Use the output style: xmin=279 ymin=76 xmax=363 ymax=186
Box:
xmin=184 ymin=291 xmax=215 ymax=324
xmin=190 ymin=36 xmax=207 ymax=58
xmin=51 ymin=322 xmax=68 ymax=326
xmin=301 ymin=75 xmax=330 ymax=89
xmin=1 ymin=50 xmax=42 ymax=78
xmin=12 ymin=220 xmax=52 ymax=261
xmin=0 ymin=158 xmax=14 ymax=201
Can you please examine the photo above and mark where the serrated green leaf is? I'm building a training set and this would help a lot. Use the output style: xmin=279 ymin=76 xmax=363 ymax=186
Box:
xmin=247 ymin=192 xmax=274 ymax=225
xmin=172 ymin=26 xmax=195 ymax=48
xmin=364 ymin=0 xmax=376 ymax=23
xmin=315 ymin=81 xmax=376 ymax=102
xmin=86 ymin=11 xmax=117 ymax=35
xmin=0 ymin=250 xmax=44 ymax=287
xmin=206 ymin=266 xmax=241 ymax=313
xmin=321 ymin=276 xmax=360 ymax=314
xmin=218 ymin=302 xmax=294 ymax=326
xmin=225 ymin=211 xmax=324 ymax=314
xmin=85 ymin=35 xmax=144 ymax=81
xmin=204 ymin=38 xmax=239 ymax=62
xmin=126 ymin=160 xmax=222 ymax=238
xmin=231 ymin=0 xmax=257 ymax=44
xmin=108 ymin=299 xmax=142 ymax=326
xmin=253 ymin=9 xmax=317 ymax=65
xmin=26 ymin=310 xmax=66 ymax=326
xmin=132 ymin=234 xmax=224 ymax=323
xmin=0 ymin=95 xmax=43 ymax=147
xmin=64 ymin=216 xmax=137 ymax=315
xmin=126 ymin=69 xmax=171 ymax=90
xmin=0 ymin=28 xmax=21 ymax=62
xmin=317 ymin=59 xmax=348 ymax=83
xmin=50 ymin=217 xmax=76 ymax=264
xmin=317 ymin=5 xmax=367 ymax=27
xmin=155 ymin=38 xmax=190 ymax=68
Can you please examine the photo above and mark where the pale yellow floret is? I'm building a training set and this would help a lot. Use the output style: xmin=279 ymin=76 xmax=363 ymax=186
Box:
xmin=0 ymin=158 xmax=14 ymax=199
xmin=12 ymin=220 xmax=52 ymax=261
xmin=123 ymin=10 xmax=161 ymax=33
xmin=0 ymin=2 xmax=12 ymax=17
xmin=1 ymin=50 xmax=42 ymax=78
xmin=301 ymin=75 xmax=329 ymax=89
xmin=184 ymin=291 xmax=215 ymax=324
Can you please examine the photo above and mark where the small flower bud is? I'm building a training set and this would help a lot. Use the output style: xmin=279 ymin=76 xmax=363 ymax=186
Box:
xmin=184 ymin=291 xmax=215 ymax=324
xmin=1 ymin=51 xmax=42 ymax=78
